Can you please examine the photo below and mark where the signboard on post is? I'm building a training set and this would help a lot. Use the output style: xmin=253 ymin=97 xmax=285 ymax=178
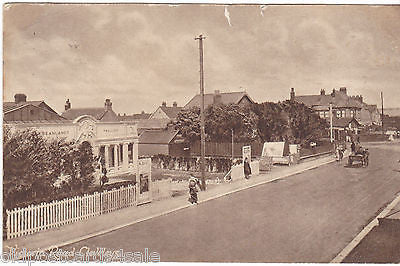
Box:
xmin=242 ymin=145 xmax=251 ymax=163
xmin=137 ymin=158 xmax=152 ymax=205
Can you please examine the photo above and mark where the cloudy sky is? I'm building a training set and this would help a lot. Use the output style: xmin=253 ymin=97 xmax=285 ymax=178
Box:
xmin=3 ymin=4 xmax=400 ymax=114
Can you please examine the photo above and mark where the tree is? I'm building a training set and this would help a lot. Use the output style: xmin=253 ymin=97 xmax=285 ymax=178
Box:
xmin=174 ymin=106 xmax=201 ymax=142
xmin=280 ymin=100 xmax=329 ymax=144
xmin=206 ymin=104 xmax=260 ymax=142
xmin=252 ymin=102 xmax=289 ymax=142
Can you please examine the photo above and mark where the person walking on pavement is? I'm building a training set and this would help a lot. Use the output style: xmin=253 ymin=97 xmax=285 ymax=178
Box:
xmin=188 ymin=176 xmax=200 ymax=205
xmin=351 ymin=141 xmax=356 ymax=155
xmin=244 ymin=157 xmax=252 ymax=179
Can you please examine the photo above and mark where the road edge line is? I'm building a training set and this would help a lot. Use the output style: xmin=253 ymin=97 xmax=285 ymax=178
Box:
xmin=40 ymin=156 xmax=337 ymax=252
xmin=330 ymin=193 xmax=400 ymax=263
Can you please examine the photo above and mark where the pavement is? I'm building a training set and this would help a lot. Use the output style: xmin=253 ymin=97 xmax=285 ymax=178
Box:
xmin=3 ymin=150 xmax=340 ymax=255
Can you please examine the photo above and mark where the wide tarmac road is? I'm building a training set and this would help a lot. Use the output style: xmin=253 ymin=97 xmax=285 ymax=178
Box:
xmin=62 ymin=144 xmax=400 ymax=262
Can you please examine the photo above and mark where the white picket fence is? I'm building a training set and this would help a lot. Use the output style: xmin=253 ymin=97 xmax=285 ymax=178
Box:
xmin=6 ymin=185 xmax=136 ymax=240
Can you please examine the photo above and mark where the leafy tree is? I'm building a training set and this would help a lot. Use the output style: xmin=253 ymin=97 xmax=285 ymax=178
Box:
xmin=206 ymin=104 xmax=260 ymax=142
xmin=174 ymin=106 xmax=201 ymax=142
xmin=252 ymin=102 xmax=289 ymax=142
xmin=280 ymin=100 xmax=329 ymax=144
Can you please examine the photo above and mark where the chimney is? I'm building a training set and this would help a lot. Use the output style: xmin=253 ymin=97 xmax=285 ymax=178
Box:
xmin=161 ymin=101 xmax=167 ymax=107
xmin=290 ymin=88 xmax=295 ymax=101
xmin=320 ymin=89 xmax=325 ymax=95
xmin=104 ymin=99 xmax=112 ymax=111
xmin=64 ymin=99 xmax=71 ymax=111
xmin=14 ymin=93 xmax=27 ymax=104
xmin=213 ymin=90 xmax=222 ymax=104
xmin=355 ymin=95 xmax=363 ymax=103
xmin=173 ymin=101 xmax=178 ymax=107
xmin=339 ymin=87 xmax=347 ymax=95
xmin=331 ymin=89 xmax=336 ymax=97
xmin=141 ymin=110 xmax=145 ymax=114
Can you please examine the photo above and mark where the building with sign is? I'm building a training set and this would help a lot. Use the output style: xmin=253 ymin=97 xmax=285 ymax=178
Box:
xmin=4 ymin=97 xmax=140 ymax=178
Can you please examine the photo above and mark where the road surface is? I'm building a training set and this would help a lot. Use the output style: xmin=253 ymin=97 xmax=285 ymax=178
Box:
xmin=62 ymin=144 xmax=400 ymax=262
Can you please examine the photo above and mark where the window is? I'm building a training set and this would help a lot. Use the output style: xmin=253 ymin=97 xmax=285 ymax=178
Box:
xmin=319 ymin=112 xmax=325 ymax=118
xmin=336 ymin=110 xmax=345 ymax=118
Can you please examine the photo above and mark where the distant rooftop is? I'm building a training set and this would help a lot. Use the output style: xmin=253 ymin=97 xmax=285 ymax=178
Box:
xmin=384 ymin=108 xmax=400 ymax=117
xmin=184 ymin=90 xmax=254 ymax=109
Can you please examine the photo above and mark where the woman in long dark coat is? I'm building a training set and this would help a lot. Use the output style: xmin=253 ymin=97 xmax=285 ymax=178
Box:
xmin=244 ymin=157 xmax=252 ymax=179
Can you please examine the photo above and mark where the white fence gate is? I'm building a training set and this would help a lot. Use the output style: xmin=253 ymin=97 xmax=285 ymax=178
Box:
xmin=6 ymin=185 xmax=136 ymax=240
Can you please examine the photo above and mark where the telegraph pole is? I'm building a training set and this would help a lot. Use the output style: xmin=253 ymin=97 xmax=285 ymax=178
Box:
xmin=231 ymin=128 xmax=234 ymax=161
xmin=381 ymin=91 xmax=384 ymax=135
xmin=329 ymin=103 xmax=334 ymax=143
xmin=195 ymin=34 xmax=206 ymax=191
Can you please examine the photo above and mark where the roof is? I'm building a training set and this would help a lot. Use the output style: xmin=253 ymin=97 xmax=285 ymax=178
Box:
xmin=159 ymin=106 xmax=183 ymax=119
xmin=139 ymin=129 xmax=179 ymax=144
xmin=136 ymin=119 xmax=170 ymax=129
xmin=61 ymin=108 xmax=119 ymax=122
xmin=119 ymin=113 xmax=151 ymax=121
xmin=184 ymin=91 xmax=254 ymax=109
xmin=3 ymin=101 xmax=58 ymax=114
xmin=294 ymin=91 xmax=363 ymax=109
xmin=384 ymin=108 xmax=400 ymax=117
xmin=332 ymin=117 xmax=361 ymax=128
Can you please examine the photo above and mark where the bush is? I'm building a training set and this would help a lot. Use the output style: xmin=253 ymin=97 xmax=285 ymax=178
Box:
xmin=3 ymin=127 xmax=96 ymax=211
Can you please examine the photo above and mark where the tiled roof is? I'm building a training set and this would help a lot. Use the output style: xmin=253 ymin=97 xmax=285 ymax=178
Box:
xmin=184 ymin=91 xmax=254 ymax=109
xmin=139 ymin=129 xmax=179 ymax=144
xmin=61 ymin=108 xmax=119 ymax=122
xmin=119 ymin=113 xmax=151 ymax=120
xmin=4 ymin=119 xmax=72 ymax=125
xmin=159 ymin=106 xmax=183 ymax=119
xmin=332 ymin=117 xmax=361 ymax=128
xmin=136 ymin=119 xmax=170 ymax=130
xmin=294 ymin=91 xmax=363 ymax=109
xmin=3 ymin=101 xmax=55 ymax=113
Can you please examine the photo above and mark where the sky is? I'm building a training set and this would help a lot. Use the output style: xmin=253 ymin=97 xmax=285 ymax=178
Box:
xmin=3 ymin=4 xmax=400 ymax=115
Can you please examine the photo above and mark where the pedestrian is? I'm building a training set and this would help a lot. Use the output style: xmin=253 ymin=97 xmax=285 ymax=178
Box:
xmin=244 ymin=157 xmax=252 ymax=179
xmin=351 ymin=141 xmax=356 ymax=154
xmin=337 ymin=144 xmax=344 ymax=161
xmin=188 ymin=176 xmax=200 ymax=204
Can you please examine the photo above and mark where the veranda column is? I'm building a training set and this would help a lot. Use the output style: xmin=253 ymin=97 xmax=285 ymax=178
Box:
xmin=104 ymin=144 xmax=110 ymax=168
xmin=123 ymin=142 xmax=129 ymax=171
xmin=114 ymin=144 xmax=119 ymax=170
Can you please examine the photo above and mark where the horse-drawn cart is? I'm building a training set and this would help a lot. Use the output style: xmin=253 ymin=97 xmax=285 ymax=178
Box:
xmin=348 ymin=149 xmax=369 ymax=167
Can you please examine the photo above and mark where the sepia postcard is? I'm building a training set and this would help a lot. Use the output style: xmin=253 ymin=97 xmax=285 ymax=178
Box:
xmin=2 ymin=2 xmax=400 ymax=263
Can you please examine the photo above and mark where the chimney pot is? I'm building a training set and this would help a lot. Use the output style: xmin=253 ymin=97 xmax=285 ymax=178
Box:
xmin=339 ymin=87 xmax=347 ymax=95
xmin=14 ymin=93 xmax=27 ymax=104
xmin=320 ymin=89 xmax=325 ymax=95
xmin=65 ymin=99 xmax=71 ymax=111
xmin=105 ymin=99 xmax=112 ymax=110
xmin=162 ymin=101 xmax=167 ymax=107
xmin=173 ymin=101 xmax=178 ymax=107
xmin=290 ymin=88 xmax=295 ymax=100
xmin=213 ymin=90 xmax=222 ymax=104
